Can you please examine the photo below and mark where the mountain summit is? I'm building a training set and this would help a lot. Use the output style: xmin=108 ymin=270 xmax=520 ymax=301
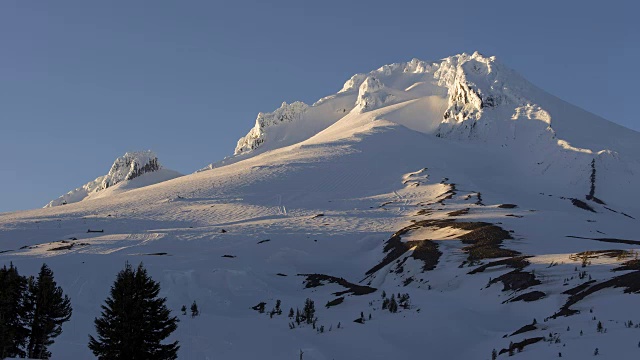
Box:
xmin=45 ymin=151 xmax=182 ymax=207
xmin=231 ymin=52 xmax=638 ymax=157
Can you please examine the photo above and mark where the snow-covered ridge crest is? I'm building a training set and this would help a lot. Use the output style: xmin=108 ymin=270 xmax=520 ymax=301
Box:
xmin=230 ymin=52 xmax=518 ymax=156
xmin=224 ymin=51 xmax=639 ymax=165
xmin=234 ymin=101 xmax=309 ymax=155
xmin=100 ymin=151 xmax=160 ymax=189
xmin=45 ymin=151 xmax=178 ymax=208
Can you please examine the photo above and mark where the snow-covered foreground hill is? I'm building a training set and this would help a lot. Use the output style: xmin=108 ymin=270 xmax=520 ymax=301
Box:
xmin=2 ymin=52 xmax=640 ymax=359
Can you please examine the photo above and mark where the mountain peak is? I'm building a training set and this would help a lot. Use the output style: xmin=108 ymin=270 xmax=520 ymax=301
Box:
xmin=101 ymin=151 xmax=161 ymax=190
xmin=45 ymin=150 xmax=181 ymax=207
xmin=202 ymin=52 xmax=639 ymax=182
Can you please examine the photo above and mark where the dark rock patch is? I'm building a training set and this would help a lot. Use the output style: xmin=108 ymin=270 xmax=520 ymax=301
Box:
xmin=48 ymin=243 xmax=75 ymax=251
xmin=300 ymin=274 xmax=376 ymax=296
xmin=251 ymin=302 xmax=266 ymax=312
xmin=325 ymin=297 xmax=345 ymax=308
xmin=504 ymin=291 xmax=546 ymax=303
xmin=509 ymin=321 xmax=537 ymax=337
xmin=456 ymin=223 xmax=518 ymax=261
xmin=87 ymin=229 xmax=104 ymax=233
xmin=553 ymin=271 xmax=640 ymax=318
xmin=257 ymin=239 xmax=271 ymax=244
xmin=221 ymin=254 xmax=236 ymax=258
xmin=570 ymin=199 xmax=596 ymax=212
xmin=498 ymin=204 xmax=518 ymax=209
xmin=614 ymin=259 xmax=640 ymax=272
xmin=498 ymin=337 xmax=544 ymax=355
xmin=562 ymin=281 xmax=596 ymax=295
xmin=566 ymin=236 xmax=640 ymax=246
xmin=447 ymin=208 xmax=469 ymax=217
xmin=416 ymin=208 xmax=432 ymax=216
xmin=436 ymin=184 xmax=457 ymax=205
xmin=489 ymin=270 xmax=540 ymax=292
xmin=468 ymin=256 xmax=531 ymax=274
xmin=144 ymin=252 xmax=168 ymax=256
xmin=367 ymin=219 xmax=516 ymax=279
xmin=364 ymin=222 xmax=443 ymax=276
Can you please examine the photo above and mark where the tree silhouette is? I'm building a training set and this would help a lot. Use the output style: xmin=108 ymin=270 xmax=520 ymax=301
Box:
xmin=88 ymin=263 xmax=179 ymax=359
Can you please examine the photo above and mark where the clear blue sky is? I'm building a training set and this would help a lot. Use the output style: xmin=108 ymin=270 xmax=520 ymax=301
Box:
xmin=1 ymin=0 xmax=638 ymax=212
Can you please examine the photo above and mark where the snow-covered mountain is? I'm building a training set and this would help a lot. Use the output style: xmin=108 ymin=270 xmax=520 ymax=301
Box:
xmin=2 ymin=52 xmax=640 ymax=359
xmin=45 ymin=151 xmax=182 ymax=207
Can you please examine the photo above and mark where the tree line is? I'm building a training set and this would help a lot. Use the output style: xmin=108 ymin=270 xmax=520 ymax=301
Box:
xmin=0 ymin=264 xmax=72 ymax=359
xmin=1 ymin=262 xmax=180 ymax=359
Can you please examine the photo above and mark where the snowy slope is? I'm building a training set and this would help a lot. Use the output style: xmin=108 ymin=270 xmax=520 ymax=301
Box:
xmin=45 ymin=151 xmax=182 ymax=207
xmin=2 ymin=53 xmax=640 ymax=360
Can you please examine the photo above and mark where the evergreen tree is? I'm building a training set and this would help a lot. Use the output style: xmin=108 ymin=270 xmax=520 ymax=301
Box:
xmin=27 ymin=264 xmax=72 ymax=359
xmin=190 ymin=301 xmax=199 ymax=318
xmin=388 ymin=295 xmax=398 ymax=313
xmin=0 ymin=264 xmax=31 ymax=359
xmin=303 ymin=299 xmax=315 ymax=325
xmin=491 ymin=348 xmax=497 ymax=360
xmin=275 ymin=299 xmax=281 ymax=315
xmin=288 ymin=308 xmax=294 ymax=318
xmin=88 ymin=263 xmax=179 ymax=360
xmin=181 ymin=305 xmax=186 ymax=315
xmin=382 ymin=297 xmax=389 ymax=310
xmin=597 ymin=321 xmax=603 ymax=333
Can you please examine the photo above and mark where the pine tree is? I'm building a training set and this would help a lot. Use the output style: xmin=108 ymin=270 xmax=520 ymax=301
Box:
xmin=27 ymin=264 xmax=72 ymax=359
xmin=597 ymin=321 xmax=603 ymax=333
xmin=303 ymin=299 xmax=315 ymax=325
xmin=88 ymin=263 xmax=179 ymax=360
xmin=491 ymin=348 xmax=497 ymax=360
xmin=190 ymin=301 xmax=199 ymax=318
xmin=288 ymin=308 xmax=294 ymax=318
xmin=388 ymin=295 xmax=398 ymax=313
xmin=0 ymin=264 xmax=32 ymax=359
xmin=275 ymin=299 xmax=281 ymax=315
xmin=181 ymin=305 xmax=186 ymax=315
